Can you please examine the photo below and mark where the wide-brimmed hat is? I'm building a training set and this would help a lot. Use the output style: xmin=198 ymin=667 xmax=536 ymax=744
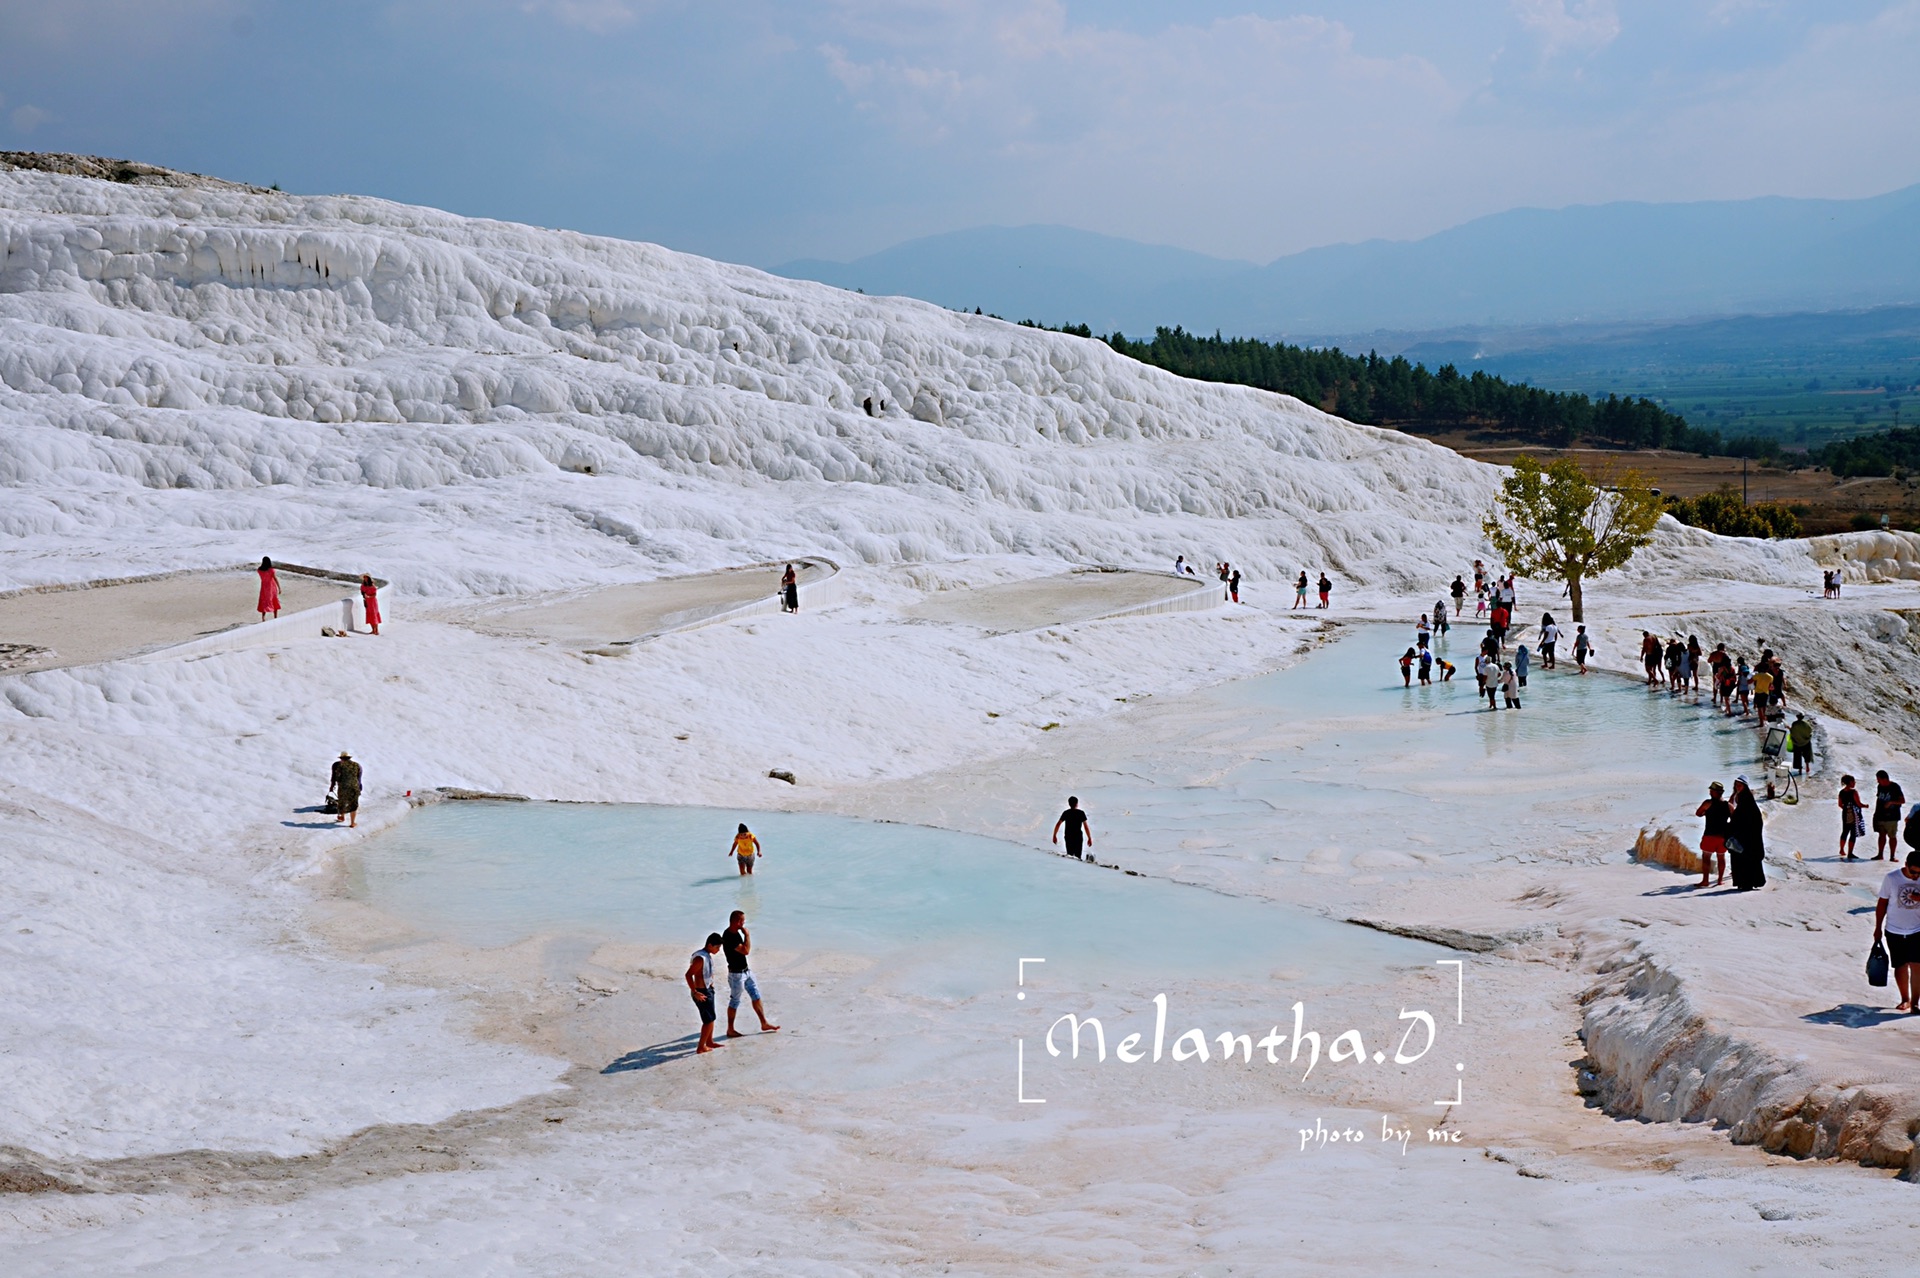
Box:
xmin=340 ymin=751 xmax=352 ymax=758
xmin=1709 ymin=781 xmax=1724 ymax=792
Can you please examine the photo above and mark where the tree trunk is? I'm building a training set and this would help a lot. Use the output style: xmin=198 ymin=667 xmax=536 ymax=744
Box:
xmin=1568 ymin=572 xmax=1585 ymax=623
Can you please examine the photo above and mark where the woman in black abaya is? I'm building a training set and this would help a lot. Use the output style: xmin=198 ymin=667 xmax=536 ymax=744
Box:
xmin=1728 ymin=776 xmax=1767 ymax=890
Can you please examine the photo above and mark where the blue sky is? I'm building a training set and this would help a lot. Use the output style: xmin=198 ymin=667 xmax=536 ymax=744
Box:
xmin=2 ymin=1 xmax=1915 ymax=266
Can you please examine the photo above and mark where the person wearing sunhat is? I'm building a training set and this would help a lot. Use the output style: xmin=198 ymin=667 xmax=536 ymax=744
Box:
xmin=329 ymin=751 xmax=362 ymax=828
xmin=1694 ymin=781 xmax=1730 ymax=888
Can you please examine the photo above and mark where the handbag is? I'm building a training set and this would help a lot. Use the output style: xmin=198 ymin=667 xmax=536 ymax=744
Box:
xmin=1868 ymin=940 xmax=1891 ymax=988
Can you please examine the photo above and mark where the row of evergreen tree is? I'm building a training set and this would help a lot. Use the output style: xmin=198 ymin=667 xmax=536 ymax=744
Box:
xmin=1032 ymin=322 xmax=1784 ymax=458
xmin=1805 ymin=427 xmax=1920 ymax=478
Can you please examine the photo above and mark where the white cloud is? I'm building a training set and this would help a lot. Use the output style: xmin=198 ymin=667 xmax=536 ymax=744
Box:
xmin=10 ymin=104 xmax=51 ymax=134
xmin=518 ymin=0 xmax=640 ymax=33
xmin=1511 ymin=0 xmax=1622 ymax=57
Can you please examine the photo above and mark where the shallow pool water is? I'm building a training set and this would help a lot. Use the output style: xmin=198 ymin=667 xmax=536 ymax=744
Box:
xmin=1075 ymin=623 xmax=1762 ymax=876
xmin=351 ymin=802 xmax=1431 ymax=992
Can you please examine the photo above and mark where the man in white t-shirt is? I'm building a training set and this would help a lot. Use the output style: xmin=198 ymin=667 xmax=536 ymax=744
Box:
xmin=1874 ymin=851 xmax=1920 ymax=1011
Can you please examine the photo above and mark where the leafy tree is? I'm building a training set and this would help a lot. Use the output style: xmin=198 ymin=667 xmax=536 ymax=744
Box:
xmin=1664 ymin=488 xmax=1802 ymax=539
xmin=1482 ymin=457 xmax=1662 ymax=623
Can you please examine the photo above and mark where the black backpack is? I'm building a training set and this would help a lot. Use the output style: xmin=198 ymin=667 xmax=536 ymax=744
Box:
xmin=1904 ymin=806 xmax=1920 ymax=852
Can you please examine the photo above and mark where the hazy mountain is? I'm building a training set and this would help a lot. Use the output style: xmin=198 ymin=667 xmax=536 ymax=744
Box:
xmin=776 ymin=224 xmax=1254 ymax=332
xmin=771 ymin=186 xmax=1920 ymax=337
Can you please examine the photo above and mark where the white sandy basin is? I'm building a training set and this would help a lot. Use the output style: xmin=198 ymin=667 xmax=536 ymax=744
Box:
xmin=0 ymin=570 xmax=353 ymax=673
xmin=904 ymin=568 xmax=1216 ymax=632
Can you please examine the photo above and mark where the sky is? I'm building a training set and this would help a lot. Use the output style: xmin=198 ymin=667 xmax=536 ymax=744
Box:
xmin=2 ymin=0 xmax=1917 ymax=267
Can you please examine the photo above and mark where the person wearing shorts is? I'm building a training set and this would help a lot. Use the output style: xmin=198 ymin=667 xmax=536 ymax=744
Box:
xmin=686 ymin=933 xmax=725 ymax=1053
xmin=1875 ymin=771 xmax=1906 ymax=860
xmin=1695 ymin=781 xmax=1729 ymax=887
xmin=721 ymin=909 xmax=780 ymax=1036
xmin=730 ymin=823 xmax=761 ymax=875
xmin=1874 ymin=851 xmax=1920 ymax=1012
xmin=1052 ymin=796 xmax=1093 ymax=861
xmin=1839 ymin=774 xmax=1866 ymax=861
xmin=1293 ymin=573 xmax=1309 ymax=609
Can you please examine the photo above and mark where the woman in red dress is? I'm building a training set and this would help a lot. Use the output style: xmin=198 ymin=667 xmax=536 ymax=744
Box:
xmin=257 ymin=557 xmax=281 ymax=620
xmin=360 ymin=574 xmax=382 ymax=635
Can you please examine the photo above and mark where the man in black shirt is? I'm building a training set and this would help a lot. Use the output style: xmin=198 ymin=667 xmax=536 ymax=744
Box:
xmin=1052 ymin=796 xmax=1093 ymax=861
xmin=1876 ymin=771 xmax=1907 ymax=861
xmin=721 ymin=909 xmax=779 ymax=1036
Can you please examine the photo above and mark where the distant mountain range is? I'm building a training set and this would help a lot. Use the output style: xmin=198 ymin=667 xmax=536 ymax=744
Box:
xmin=772 ymin=186 xmax=1920 ymax=338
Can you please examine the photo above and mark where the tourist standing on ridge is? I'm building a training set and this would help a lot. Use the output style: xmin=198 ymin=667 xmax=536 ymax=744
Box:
xmin=329 ymin=751 xmax=361 ymax=828
xmin=1873 ymin=852 xmax=1920 ymax=1012
xmin=1695 ymin=782 xmax=1729 ymax=888
xmin=1450 ymin=575 xmax=1467 ymax=618
xmin=729 ymin=823 xmax=761 ymax=876
xmin=1875 ymin=771 xmax=1907 ymax=860
xmin=1229 ymin=566 xmax=1241 ymax=604
xmin=780 ymin=563 xmax=800 ymax=613
xmin=1728 ymin=778 xmax=1767 ymax=890
xmin=1052 ymin=796 xmax=1093 ymax=861
xmin=686 ymin=933 xmax=724 ymax=1054
xmin=1294 ymin=572 xmax=1310 ymax=609
xmin=1839 ymin=774 xmax=1866 ymax=861
xmin=257 ymin=556 xmax=281 ymax=621
xmin=721 ymin=910 xmax=780 ymax=1037
xmin=359 ymin=574 xmax=381 ymax=635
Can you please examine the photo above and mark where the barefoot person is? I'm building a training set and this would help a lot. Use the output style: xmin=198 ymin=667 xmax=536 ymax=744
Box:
xmin=686 ymin=933 xmax=725 ymax=1053
xmin=729 ymin=823 xmax=761 ymax=876
xmin=1293 ymin=572 xmax=1309 ymax=609
xmin=257 ymin=556 xmax=281 ymax=620
xmin=1052 ymin=796 xmax=1093 ymax=861
xmin=328 ymin=751 xmax=361 ymax=828
xmin=721 ymin=910 xmax=780 ymax=1036
xmin=359 ymin=574 xmax=382 ymax=635
xmin=1873 ymin=851 xmax=1920 ymax=1012
xmin=780 ymin=563 xmax=800 ymax=613
xmin=1695 ymin=781 xmax=1729 ymax=887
